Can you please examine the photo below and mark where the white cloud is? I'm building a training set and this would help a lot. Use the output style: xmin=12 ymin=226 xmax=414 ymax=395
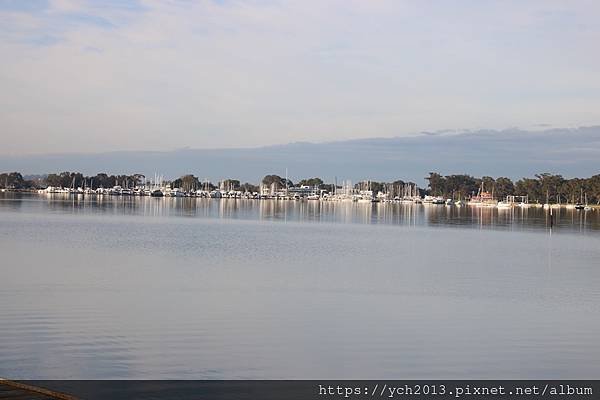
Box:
xmin=1 ymin=1 xmax=600 ymax=155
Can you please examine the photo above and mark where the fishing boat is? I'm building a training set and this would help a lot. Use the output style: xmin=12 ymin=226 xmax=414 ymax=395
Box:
xmin=469 ymin=182 xmax=497 ymax=207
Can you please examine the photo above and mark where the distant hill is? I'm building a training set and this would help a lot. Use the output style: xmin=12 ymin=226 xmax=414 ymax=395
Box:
xmin=2 ymin=126 xmax=599 ymax=185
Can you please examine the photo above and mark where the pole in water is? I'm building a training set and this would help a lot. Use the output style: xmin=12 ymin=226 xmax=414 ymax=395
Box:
xmin=549 ymin=206 xmax=554 ymax=228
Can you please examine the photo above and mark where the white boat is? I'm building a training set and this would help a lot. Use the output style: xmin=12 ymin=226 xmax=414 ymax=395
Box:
xmin=170 ymin=188 xmax=185 ymax=197
xmin=423 ymin=195 xmax=435 ymax=204
xmin=432 ymin=197 xmax=445 ymax=205
xmin=357 ymin=197 xmax=374 ymax=203
xmin=576 ymin=191 xmax=590 ymax=210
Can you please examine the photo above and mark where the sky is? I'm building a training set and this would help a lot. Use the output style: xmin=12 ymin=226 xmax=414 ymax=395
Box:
xmin=1 ymin=0 xmax=600 ymax=155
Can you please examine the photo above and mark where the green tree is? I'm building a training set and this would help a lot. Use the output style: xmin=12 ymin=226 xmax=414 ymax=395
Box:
xmin=478 ymin=176 xmax=495 ymax=193
xmin=586 ymin=174 xmax=600 ymax=204
xmin=515 ymin=178 xmax=541 ymax=202
xmin=535 ymin=173 xmax=565 ymax=203
xmin=261 ymin=175 xmax=292 ymax=189
xmin=45 ymin=173 xmax=62 ymax=187
xmin=240 ymin=182 xmax=259 ymax=193
xmin=0 ymin=172 xmax=27 ymax=189
xmin=494 ymin=177 xmax=514 ymax=200
xmin=298 ymin=177 xmax=323 ymax=187
xmin=172 ymin=175 xmax=200 ymax=191
xmin=90 ymin=173 xmax=113 ymax=189
xmin=444 ymin=174 xmax=478 ymax=199
xmin=426 ymin=172 xmax=445 ymax=196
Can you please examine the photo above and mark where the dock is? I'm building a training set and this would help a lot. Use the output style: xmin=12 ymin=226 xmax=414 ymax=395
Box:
xmin=0 ymin=379 xmax=77 ymax=400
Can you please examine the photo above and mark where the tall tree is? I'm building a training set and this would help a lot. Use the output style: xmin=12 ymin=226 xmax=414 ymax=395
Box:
xmin=298 ymin=177 xmax=323 ymax=187
xmin=261 ymin=175 xmax=292 ymax=189
xmin=515 ymin=178 xmax=541 ymax=202
xmin=494 ymin=177 xmax=514 ymax=200
xmin=426 ymin=172 xmax=445 ymax=196
xmin=240 ymin=182 xmax=259 ymax=193
xmin=0 ymin=172 xmax=27 ymax=189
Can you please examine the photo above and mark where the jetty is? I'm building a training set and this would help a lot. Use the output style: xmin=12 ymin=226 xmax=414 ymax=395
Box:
xmin=0 ymin=379 xmax=77 ymax=400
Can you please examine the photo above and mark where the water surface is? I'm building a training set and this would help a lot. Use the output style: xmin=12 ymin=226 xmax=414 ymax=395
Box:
xmin=1 ymin=194 xmax=599 ymax=379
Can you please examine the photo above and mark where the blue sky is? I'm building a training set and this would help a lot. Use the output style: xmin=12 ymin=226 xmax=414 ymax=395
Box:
xmin=1 ymin=0 xmax=599 ymax=155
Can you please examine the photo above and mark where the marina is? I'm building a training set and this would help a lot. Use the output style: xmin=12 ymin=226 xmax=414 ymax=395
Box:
xmin=3 ymin=171 xmax=599 ymax=211
xmin=4 ymin=176 xmax=589 ymax=209
xmin=28 ymin=185 xmax=600 ymax=211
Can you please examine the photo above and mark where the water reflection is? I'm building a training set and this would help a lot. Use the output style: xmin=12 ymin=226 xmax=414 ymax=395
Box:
xmin=1 ymin=193 xmax=598 ymax=233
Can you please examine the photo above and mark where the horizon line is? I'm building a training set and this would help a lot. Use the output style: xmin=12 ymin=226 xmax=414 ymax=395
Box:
xmin=2 ymin=124 xmax=598 ymax=158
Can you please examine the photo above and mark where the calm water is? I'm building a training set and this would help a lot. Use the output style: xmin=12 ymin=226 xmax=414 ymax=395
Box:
xmin=1 ymin=193 xmax=599 ymax=379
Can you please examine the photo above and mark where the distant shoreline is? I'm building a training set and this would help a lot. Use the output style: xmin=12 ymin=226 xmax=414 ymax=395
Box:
xmin=1 ymin=170 xmax=599 ymax=208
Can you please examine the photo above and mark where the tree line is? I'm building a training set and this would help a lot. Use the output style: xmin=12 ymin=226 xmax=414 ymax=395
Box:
xmin=2 ymin=170 xmax=599 ymax=204
xmin=0 ymin=172 xmax=29 ymax=189
xmin=425 ymin=172 xmax=600 ymax=204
